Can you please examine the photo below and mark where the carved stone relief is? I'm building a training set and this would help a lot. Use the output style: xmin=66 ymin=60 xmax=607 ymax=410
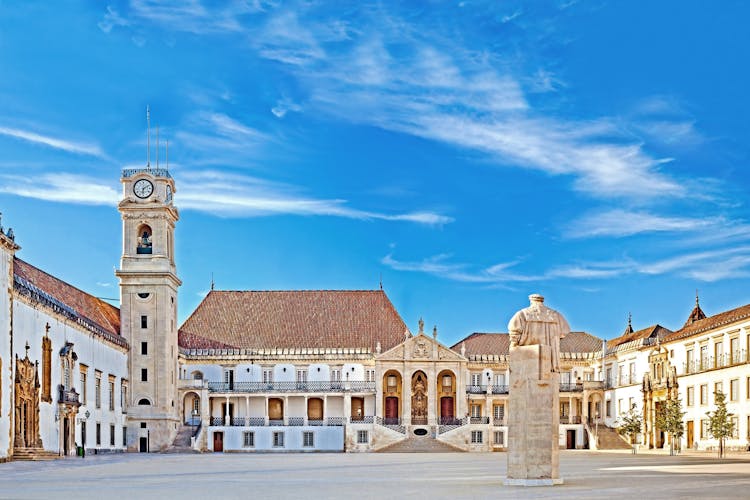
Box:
xmin=14 ymin=351 xmax=42 ymax=449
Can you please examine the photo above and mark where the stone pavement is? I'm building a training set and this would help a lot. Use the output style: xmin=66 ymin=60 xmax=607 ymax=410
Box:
xmin=1 ymin=450 xmax=749 ymax=499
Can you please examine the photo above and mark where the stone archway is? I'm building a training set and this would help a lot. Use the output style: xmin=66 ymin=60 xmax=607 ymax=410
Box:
xmin=14 ymin=351 xmax=42 ymax=449
xmin=183 ymin=391 xmax=201 ymax=425
xmin=411 ymin=371 xmax=428 ymax=425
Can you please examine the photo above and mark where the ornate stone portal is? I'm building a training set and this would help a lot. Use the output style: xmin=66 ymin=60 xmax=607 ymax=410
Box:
xmin=504 ymin=294 xmax=569 ymax=487
xmin=411 ymin=371 xmax=428 ymax=425
xmin=14 ymin=347 xmax=42 ymax=449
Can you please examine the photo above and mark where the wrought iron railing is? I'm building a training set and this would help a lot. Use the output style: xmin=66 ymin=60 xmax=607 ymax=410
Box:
xmin=491 ymin=385 xmax=509 ymax=394
xmin=559 ymin=383 xmax=584 ymax=392
xmin=288 ymin=417 xmax=304 ymax=426
xmin=684 ymin=350 xmax=748 ymax=375
xmin=206 ymin=381 xmax=375 ymax=393
xmin=248 ymin=417 xmax=265 ymax=426
xmin=58 ymin=387 xmax=80 ymax=405
xmin=493 ymin=418 xmax=505 ymax=426
xmin=439 ymin=417 xmax=463 ymax=426
xmin=268 ymin=419 xmax=284 ymax=426
xmin=327 ymin=417 xmax=345 ymax=426
xmin=467 ymin=384 xmax=486 ymax=394
xmin=230 ymin=417 xmax=245 ymax=426
xmin=210 ymin=417 xmax=223 ymax=426
xmin=122 ymin=167 xmax=172 ymax=178
xmin=470 ymin=416 xmax=489 ymax=424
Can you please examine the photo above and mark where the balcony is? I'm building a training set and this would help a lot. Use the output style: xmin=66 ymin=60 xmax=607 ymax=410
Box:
xmin=469 ymin=416 xmax=489 ymax=424
xmin=206 ymin=381 xmax=375 ymax=393
xmin=58 ymin=386 xmax=80 ymax=406
xmin=122 ymin=167 xmax=172 ymax=178
xmin=684 ymin=350 xmax=748 ymax=375
xmin=560 ymin=415 xmax=582 ymax=424
xmin=491 ymin=385 xmax=509 ymax=394
xmin=559 ymin=383 xmax=584 ymax=393
xmin=466 ymin=385 xmax=486 ymax=394
xmin=492 ymin=418 xmax=505 ymax=426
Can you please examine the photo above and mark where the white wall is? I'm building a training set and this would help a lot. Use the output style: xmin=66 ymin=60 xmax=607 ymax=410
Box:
xmin=0 ymin=244 xmax=13 ymax=460
xmin=208 ymin=425 xmax=344 ymax=452
xmin=13 ymin=299 xmax=128 ymax=453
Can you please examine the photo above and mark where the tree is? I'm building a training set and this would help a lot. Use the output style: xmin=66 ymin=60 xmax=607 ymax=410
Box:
xmin=617 ymin=404 xmax=642 ymax=454
xmin=706 ymin=390 xmax=735 ymax=458
xmin=655 ymin=397 xmax=686 ymax=456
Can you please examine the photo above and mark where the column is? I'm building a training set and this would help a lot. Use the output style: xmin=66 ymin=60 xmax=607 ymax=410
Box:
xmin=284 ymin=396 xmax=289 ymax=425
xmin=264 ymin=396 xmax=269 ymax=426
xmin=245 ymin=396 xmax=250 ymax=426
xmin=304 ymin=396 xmax=309 ymax=425
xmin=224 ymin=395 xmax=230 ymax=426
xmin=344 ymin=394 xmax=352 ymax=423
xmin=427 ymin=367 xmax=436 ymax=426
xmin=323 ymin=395 xmax=328 ymax=423
xmin=402 ymin=372 xmax=411 ymax=425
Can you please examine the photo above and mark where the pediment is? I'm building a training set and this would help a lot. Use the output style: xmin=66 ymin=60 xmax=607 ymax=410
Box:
xmin=377 ymin=333 xmax=466 ymax=362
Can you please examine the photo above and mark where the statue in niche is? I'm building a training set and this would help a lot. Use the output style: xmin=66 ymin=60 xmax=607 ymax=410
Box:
xmin=411 ymin=373 xmax=427 ymax=418
xmin=508 ymin=294 xmax=570 ymax=373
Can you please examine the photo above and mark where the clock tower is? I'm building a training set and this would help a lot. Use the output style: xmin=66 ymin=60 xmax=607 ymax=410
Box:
xmin=116 ymin=165 xmax=181 ymax=451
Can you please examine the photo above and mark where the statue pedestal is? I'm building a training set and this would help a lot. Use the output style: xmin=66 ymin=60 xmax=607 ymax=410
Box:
xmin=504 ymin=344 xmax=562 ymax=486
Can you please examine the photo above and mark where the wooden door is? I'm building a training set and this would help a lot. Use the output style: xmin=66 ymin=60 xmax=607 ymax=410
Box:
xmin=213 ymin=432 xmax=224 ymax=452
xmin=351 ymin=397 xmax=364 ymax=421
xmin=566 ymin=429 xmax=576 ymax=449
xmin=385 ymin=397 xmax=399 ymax=420
xmin=139 ymin=437 xmax=148 ymax=452
xmin=440 ymin=397 xmax=454 ymax=420
xmin=307 ymin=398 xmax=323 ymax=420
xmin=687 ymin=420 xmax=694 ymax=448
xmin=269 ymin=398 xmax=283 ymax=420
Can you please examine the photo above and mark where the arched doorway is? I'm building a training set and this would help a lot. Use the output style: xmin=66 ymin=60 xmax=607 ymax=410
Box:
xmin=14 ymin=351 xmax=42 ymax=450
xmin=351 ymin=397 xmax=365 ymax=421
xmin=437 ymin=370 xmax=456 ymax=424
xmin=383 ymin=370 xmax=402 ymax=424
xmin=183 ymin=392 xmax=201 ymax=425
xmin=411 ymin=371 xmax=428 ymax=425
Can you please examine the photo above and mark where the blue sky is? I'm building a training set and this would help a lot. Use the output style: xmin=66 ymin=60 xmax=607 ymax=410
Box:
xmin=2 ymin=1 xmax=750 ymax=346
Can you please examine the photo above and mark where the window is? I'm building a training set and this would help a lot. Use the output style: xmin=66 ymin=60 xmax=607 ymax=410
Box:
xmin=95 ymin=371 xmax=102 ymax=409
xmin=262 ymin=369 xmax=273 ymax=384
xmin=687 ymin=386 xmax=694 ymax=406
xmin=296 ymin=369 xmax=308 ymax=384
xmin=714 ymin=382 xmax=723 ymax=397
xmin=366 ymin=369 xmax=375 ymax=383
xmin=494 ymin=431 xmax=504 ymax=445
xmin=140 ymin=422 xmax=147 ymax=429
xmin=730 ymin=379 xmax=739 ymax=402
xmin=700 ymin=384 xmax=708 ymax=405
xmin=605 ymin=367 xmax=613 ymax=386
xmin=80 ymin=367 xmax=88 ymax=404
xmin=700 ymin=419 xmax=709 ymax=439
xmin=138 ymin=399 xmax=150 ymax=405
xmin=731 ymin=417 xmax=739 ymax=439
xmin=303 ymin=431 xmax=314 ymax=447
xmin=471 ymin=373 xmax=482 ymax=386
xmin=730 ymin=337 xmax=740 ymax=363
xmin=471 ymin=431 xmax=483 ymax=444
xmin=123 ymin=427 xmax=127 ymax=447
xmin=121 ymin=382 xmax=128 ymax=410
xmin=493 ymin=404 xmax=505 ymax=421
xmin=243 ymin=432 xmax=255 ymax=447
xmin=714 ymin=342 xmax=724 ymax=367
xmin=747 ymin=377 xmax=750 ymax=400
xmin=96 ymin=423 xmax=101 ymax=446
xmin=109 ymin=376 xmax=115 ymax=411
xmin=41 ymin=336 xmax=52 ymax=403
xmin=330 ymin=369 xmax=341 ymax=382
xmin=470 ymin=404 xmax=481 ymax=418
xmin=141 ymin=369 xmax=148 ymax=382
xmin=618 ymin=399 xmax=623 ymax=415
xmin=606 ymin=399 xmax=612 ymax=417
xmin=356 ymin=430 xmax=369 ymax=444
xmin=686 ymin=349 xmax=694 ymax=371
xmin=141 ymin=342 xmax=148 ymax=355
xmin=618 ymin=365 xmax=625 ymax=385
xmin=629 ymin=363 xmax=636 ymax=384
xmin=141 ymin=315 xmax=148 ymax=329
xmin=494 ymin=373 xmax=505 ymax=386
xmin=110 ymin=424 xmax=115 ymax=446
xmin=386 ymin=375 xmax=397 ymax=389
xmin=273 ymin=432 xmax=285 ymax=448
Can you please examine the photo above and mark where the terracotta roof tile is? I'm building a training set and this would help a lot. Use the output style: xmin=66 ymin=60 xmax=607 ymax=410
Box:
xmin=13 ymin=257 xmax=121 ymax=337
xmin=665 ymin=302 xmax=750 ymax=343
xmin=178 ymin=290 xmax=408 ymax=351
xmin=452 ymin=331 xmax=602 ymax=356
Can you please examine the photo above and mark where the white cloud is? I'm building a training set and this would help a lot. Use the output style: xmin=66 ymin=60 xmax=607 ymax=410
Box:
xmin=0 ymin=170 xmax=450 ymax=227
xmin=271 ymin=97 xmax=302 ymax=118
xmin=98 ymin=5 xmax=129 ymax=33
xmin=0 ymin=126 xmax=104 ymax=157
xmin=566 ymin=210 xmax=721 ymax=238
xmin=502 ymin=10 xmax=523 ymax=23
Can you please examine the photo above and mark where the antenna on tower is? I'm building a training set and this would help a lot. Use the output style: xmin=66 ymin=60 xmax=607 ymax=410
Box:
xmin=156 ymin=125 xmax=159 ymax=168
xmin=146 ymin=105 xmax=151 ymax=169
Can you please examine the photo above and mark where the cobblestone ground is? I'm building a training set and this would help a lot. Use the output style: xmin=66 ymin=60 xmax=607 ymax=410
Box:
xmin=2 ymin=450 xmax=750 ymax=499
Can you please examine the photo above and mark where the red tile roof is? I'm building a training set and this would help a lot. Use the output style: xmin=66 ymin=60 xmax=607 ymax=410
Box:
xmin=13 ymin=258 xmax=121 ymax=338
xmin=178 ymin=290 xmax=408 ymax=351
xmin=664 ymin=302 xmax=750 ymax=343
xmin=452 ymin=331 xmax=602 ymax=357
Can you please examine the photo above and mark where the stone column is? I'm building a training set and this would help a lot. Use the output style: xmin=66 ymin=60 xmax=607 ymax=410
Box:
xmin=224 ymin=395 xmax=230 ymax=426
xmin=402 ymin=373 xmax=411 ymax=426
xmin=505 ymin=345 xmax=562 ymax=486
xmin=245 ymin=396 xmax=250 ymax=426
xmin=264 ymin=396 xmax=269 ymax=426
xmin=427 ymin=367 xmax=436 ymax=426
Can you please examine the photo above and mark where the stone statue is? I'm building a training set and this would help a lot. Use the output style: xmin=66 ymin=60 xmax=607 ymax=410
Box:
xmin=508 ymin=294 xmax=570 ymax=373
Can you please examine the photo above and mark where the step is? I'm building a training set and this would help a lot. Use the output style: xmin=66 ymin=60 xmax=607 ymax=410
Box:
xmin=378 ymin=436 xmax=464 ymax=453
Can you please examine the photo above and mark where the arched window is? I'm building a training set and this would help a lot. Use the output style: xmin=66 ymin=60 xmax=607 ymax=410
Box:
xmin=136 ymin=224 xmax=153 ymax=254
xmin=138 ymin=398 xmax=151 ymax=405
xmin=192 ymin=371 xmax=203 ymax=380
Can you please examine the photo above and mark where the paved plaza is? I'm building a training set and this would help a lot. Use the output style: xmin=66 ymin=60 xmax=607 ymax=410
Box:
xmin=2 ymin=450 xmax=750 ymax=499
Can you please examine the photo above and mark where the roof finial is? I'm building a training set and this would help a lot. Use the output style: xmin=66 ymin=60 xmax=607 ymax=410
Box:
xmin=210 ymin=272 xmax=215 ymax=291
xmin=418 ymin=317 xmax=424 ymax=334
xmin=146 ymin=105 xmax=151 ymax=169
xmin=25 ymin=341 xmax=30 ymax=357
xmin=695 ymin=289 xmax=700 ymax=307
xmin=45 ymin=322 xmax=50 ymax=337
xmin=432 ymin=325 xmax=437 ymax=339
xmin=379 ymin=273 xmax=383 ymax=290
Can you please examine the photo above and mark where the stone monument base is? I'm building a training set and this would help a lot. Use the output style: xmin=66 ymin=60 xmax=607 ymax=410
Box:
xmin=504 ymin=344 xmax=561 ymax=486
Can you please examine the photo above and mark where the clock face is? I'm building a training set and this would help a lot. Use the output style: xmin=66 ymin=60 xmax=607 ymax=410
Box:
xmin=133 ymin=179 xmax=154 ymax=199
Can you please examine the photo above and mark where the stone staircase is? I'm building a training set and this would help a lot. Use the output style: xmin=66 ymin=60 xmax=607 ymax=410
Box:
xmin=378 ymin=435 xmax=464 ymax=453
xmin=164 ymin=425 xmax=201 ymax=454
xmin=594 ymin=426 xmax=632 ymax=450
xmin=12 ymin=448 xmax=60 ymax=461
